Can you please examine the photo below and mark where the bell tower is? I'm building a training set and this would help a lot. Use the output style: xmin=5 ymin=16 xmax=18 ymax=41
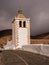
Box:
xmin=12 ymin=10 xmax=30 ymax=48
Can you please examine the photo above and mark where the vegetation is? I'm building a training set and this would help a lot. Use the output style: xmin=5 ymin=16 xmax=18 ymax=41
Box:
xmin=0 ymin=29 xmax=12 ymax=38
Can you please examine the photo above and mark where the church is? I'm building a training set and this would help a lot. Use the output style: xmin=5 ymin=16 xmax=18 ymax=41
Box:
xmin=12 ymin=9 xmax=30 ymax=48
xmin=0 ymin=9 xmax=49 ymax=57
xmin=0 ymin=9 xmax=49 ymax=50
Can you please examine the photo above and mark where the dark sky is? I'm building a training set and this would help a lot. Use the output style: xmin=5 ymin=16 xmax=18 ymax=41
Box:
xmin=0 ymin=0 xmax=49 ymax=36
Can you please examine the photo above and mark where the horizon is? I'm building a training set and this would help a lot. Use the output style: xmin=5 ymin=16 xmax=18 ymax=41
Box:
xmin=0 ymin=29 xmax=49 ymax=37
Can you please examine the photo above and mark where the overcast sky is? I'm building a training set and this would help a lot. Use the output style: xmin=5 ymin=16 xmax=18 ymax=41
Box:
xmin=0 ymin=0 xmax=49 ymax=36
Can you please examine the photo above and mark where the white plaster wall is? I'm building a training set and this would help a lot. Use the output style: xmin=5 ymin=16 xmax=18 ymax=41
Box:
xmin=22 ymin=44 xmax=49 ymax=57
xmin=18 ymin=28 xmax=28 ymax=48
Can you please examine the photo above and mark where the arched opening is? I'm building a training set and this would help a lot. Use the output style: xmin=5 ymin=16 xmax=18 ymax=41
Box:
xmin=19 ymin=21 xmax=22 ymax=27
xmin=23 ymin=21 xmax=26 ymax=27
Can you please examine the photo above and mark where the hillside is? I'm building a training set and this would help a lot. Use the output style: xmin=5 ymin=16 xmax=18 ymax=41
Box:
xmin=0 ymin=50 xmax=49 ymax=65
xmin=0 ymin=29 xmax=12 ymax=38
xmin=31 ymin=32 xmax=49 ymax=39
xmin=0 ymin=29 xmax=12 ymax=45
xmin=0 ymin=29 xmax=49 ymax=39
xmin=0 ymin=29 xmax=49 ymax=45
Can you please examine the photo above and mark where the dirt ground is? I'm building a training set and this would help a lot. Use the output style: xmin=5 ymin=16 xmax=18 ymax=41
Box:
xmin=0 ymin=50 xmax=49 ymax=65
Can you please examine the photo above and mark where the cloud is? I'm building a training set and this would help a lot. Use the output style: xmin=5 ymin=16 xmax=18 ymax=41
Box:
xmin=0 ymin=0 xmax=49 ymax=35
xmin=0 ymin=10 xmax=12 ymax=30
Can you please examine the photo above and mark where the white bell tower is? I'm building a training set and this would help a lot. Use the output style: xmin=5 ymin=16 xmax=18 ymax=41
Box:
xmin=12 ymin=10 xmax=30 ymax=48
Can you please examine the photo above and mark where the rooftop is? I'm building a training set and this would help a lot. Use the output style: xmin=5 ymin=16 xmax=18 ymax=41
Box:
xmin=16 ymin=9 xmax=26 ymax=18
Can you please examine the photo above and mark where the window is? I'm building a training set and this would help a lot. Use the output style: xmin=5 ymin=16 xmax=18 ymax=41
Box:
xmin=19 ymin=21 xmax=22 ymax=27
xmin=19 ymin=21 xmax=26 ymax=27
xmin=23 ymin=21 xmax=26 ymax=27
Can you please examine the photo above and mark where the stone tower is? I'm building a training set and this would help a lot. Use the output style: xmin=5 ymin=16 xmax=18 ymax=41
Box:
xmin=12 ymin=10 xmax=30 ymax=48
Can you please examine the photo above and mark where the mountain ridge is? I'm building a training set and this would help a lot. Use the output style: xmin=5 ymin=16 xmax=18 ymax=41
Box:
xmin=0 ymin=29 xmax=49 ymax=39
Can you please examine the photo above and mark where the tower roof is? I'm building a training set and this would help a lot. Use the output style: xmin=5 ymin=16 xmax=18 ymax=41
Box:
xmin=16 ymin=10 xmax=26 ymax=18
xmin=12 ymin=10 xmax=26 ymax=23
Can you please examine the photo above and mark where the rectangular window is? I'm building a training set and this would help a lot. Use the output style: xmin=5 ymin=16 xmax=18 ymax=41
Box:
xmin=19 ymin=21 xmax=22 ymax=27
xmin=23 ymin=21 xmax=26 ymax=27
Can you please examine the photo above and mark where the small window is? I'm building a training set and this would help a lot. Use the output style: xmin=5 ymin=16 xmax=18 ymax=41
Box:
xmin=19 ymin=21 xmax=22 ymax=27
xmin=23 ymin=21 xmax=26 ymax=27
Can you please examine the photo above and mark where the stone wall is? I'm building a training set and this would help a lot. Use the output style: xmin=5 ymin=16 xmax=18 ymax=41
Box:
xmin=0 ymin=35 xmax=49 ymax=45
xmin=31 ymin=39 xmax=49 ymax=44
xmin=0 ymin=35 xmax=12 ymax=45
